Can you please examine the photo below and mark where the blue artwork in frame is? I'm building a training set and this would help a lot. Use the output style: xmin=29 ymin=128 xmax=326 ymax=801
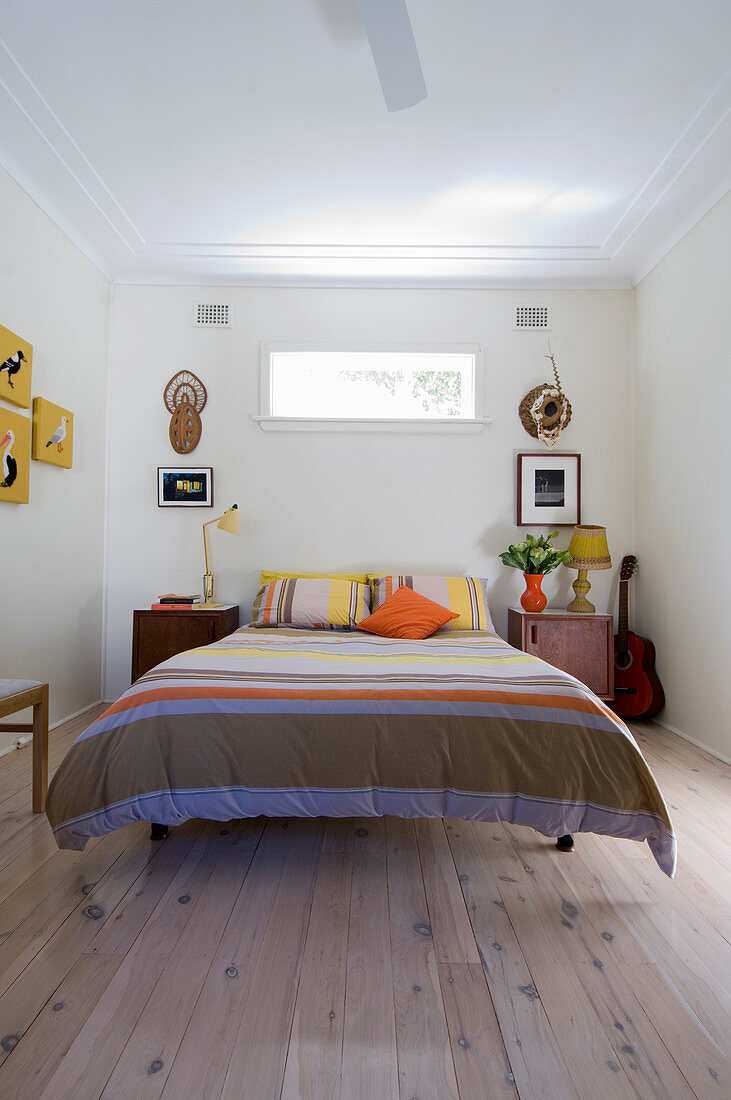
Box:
xmin=157 ymin=466 xmax=213 ymax=507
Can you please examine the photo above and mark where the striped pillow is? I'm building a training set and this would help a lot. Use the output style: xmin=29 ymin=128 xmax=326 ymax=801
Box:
xmin=260 ymin=571 xmax=369 ymax=585
xmin=251 ymin=578 xmax=370 ymax=630
xmin=369 ymin=576 xmax=495 ymax=633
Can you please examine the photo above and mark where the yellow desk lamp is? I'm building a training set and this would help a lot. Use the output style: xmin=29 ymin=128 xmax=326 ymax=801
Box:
xmin=564 ymin=524 xmax=611 ymax=613
xmin=202 ymin=504 xmax=239 ymax=604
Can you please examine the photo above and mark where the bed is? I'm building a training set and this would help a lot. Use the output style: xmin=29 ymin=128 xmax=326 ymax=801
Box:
xmin=45 ymin=626 xmax=676 ymax=876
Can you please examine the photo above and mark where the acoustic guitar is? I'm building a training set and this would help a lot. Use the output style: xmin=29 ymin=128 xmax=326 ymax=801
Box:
xmin=610 ymin=555 xmax=665 ymax=719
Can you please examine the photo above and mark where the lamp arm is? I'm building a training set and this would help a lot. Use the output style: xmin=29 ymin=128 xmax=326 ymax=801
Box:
xmin=201 ymin=512 xmax=225 ymax=575
xmin=202 ymin=523 xmax=211 ymax=575
xmin=201 ymin=507 xmax=236 ymax=603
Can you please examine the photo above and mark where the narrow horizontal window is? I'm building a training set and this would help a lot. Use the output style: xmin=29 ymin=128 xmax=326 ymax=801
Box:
xmin=256 ymin=344 xmax=490 ymax=432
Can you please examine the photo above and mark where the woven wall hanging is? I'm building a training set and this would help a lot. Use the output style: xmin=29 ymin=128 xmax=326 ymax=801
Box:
xmin=518 ymin=347 xmax=572 ymax=449
xmin=164 ymin=371 xmax=207 ymax=455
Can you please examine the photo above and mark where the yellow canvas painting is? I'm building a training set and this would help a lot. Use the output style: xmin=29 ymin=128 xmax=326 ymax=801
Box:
xmin=0 ymin=407 xmax=30 ymax=503
xmin=0 ymin=323 xmax=33 ymax=409
xmin=32 ymin=397 xmax=74 ymax=469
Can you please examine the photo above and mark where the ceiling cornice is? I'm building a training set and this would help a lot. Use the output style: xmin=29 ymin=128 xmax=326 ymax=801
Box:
xmin=1 ymin=33 xmax=729 ymax=290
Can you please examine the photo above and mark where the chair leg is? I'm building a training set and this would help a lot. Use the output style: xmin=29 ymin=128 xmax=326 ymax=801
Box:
xmin=32 ymin=684 xmax=49 ymax=813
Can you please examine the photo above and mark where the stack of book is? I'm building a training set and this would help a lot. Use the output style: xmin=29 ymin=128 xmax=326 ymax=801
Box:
xmin=150 ymin=594 xmax=201 ymax=610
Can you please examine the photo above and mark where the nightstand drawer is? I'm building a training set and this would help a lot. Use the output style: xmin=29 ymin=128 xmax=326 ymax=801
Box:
xmin=131 ymin=605 xmax=239 ymax=682
xmin=508 ymin=608 xmax=614 ymax=700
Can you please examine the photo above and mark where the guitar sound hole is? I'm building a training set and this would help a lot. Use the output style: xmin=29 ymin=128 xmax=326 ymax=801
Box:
xmin=615 ymin=650 xmax=634 ymax=671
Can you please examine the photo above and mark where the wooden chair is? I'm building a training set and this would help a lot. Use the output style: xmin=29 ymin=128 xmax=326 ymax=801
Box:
xmin=0 ymin=680 xmax=49 ymax=812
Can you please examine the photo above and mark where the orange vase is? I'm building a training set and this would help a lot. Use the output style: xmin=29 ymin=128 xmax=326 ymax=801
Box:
xmin=520 ymin=573 xmax=547 ymax=613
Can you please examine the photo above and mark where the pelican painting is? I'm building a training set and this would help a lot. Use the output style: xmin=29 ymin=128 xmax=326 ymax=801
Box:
xmin=1 ymin=429 xmax=16 ymax=487
xmin=32 ymin=397 xmax=73 ymax=469
xmin=0 ymin=324 xmax=33 ymax=409
xmin=0 ymin=409 xmax=30 ymax=503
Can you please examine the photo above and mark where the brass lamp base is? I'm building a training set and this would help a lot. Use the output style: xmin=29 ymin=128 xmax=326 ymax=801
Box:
xmin=566 ymin=569 xmax=595 ymax=613
xmin=203 ymin=571 xmax=214 ymax=602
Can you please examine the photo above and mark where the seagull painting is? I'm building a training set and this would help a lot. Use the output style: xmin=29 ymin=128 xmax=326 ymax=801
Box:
xmin=1 ymin=429 xmax=17 ymax=487
xmin=0 ymin=350 xmax=26 ymax=389
xmin=46 ymin=416 xmax=68 ymax=453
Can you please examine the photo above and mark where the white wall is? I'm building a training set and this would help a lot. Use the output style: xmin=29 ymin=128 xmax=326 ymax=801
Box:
xmin=0 ymin=166 xmax=110 ymax=734
xmin=1 ymin=159 xmax=725 ymax=759
xmin=104 ymin=286 xmax=633 ymax=699
xmin=634 ymin=190 xmax=731 ymax=760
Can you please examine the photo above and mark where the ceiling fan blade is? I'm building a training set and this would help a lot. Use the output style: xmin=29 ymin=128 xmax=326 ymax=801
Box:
xmin=356 ymin=0 xmax=427 ymax=112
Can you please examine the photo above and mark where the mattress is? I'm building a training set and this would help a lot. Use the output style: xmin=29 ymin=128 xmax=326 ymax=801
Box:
xmin=45 ymin=628 xmax=676 ymax=875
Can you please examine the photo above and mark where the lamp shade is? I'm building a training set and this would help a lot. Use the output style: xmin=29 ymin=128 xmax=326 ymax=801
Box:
xmin=565 ymin=524 xmax=611 ymax=571
xmin=216 ymin=504 xmax=239 ymax=534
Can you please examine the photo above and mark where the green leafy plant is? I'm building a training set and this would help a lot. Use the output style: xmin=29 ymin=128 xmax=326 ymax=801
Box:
xmin=339 ymin=369 xmax=462 ymax=416
xmin=499 ymin=530 xmax=573 ymax=575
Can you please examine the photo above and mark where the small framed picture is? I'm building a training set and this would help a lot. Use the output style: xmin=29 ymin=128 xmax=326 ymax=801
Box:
xmin=157 ymin=466 xmax=213 ymax=507
xmin=32 ymin=397 xmax=74 ymax=469
xmin=0 ymin=323 xmax=33 ymax=409
xmin=517 ymin=453 xmax=580 ymax=526
xmin=0 ymin=406 xmax=31 ymax=504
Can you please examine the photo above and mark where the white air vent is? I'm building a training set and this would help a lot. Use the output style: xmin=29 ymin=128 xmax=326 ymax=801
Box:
xmin=194 ymin=303 xmax=230 ymax=328
xmin=514 ymin=305 xmax=551 ymax=330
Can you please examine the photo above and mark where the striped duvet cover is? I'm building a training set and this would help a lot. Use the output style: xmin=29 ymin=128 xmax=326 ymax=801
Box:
xmin=45 ymin=628 xmax=676 ymax=876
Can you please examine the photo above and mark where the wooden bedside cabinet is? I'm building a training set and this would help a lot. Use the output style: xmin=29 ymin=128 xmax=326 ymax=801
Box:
xmin=131 ymin=605 xmax=240 ymax=683
xmin=508 ymin=607 xmax=614 ymax=700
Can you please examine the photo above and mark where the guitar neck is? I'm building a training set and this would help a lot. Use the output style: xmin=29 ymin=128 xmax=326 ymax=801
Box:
xmin=617 ymin=579 xmax=629 ymax=649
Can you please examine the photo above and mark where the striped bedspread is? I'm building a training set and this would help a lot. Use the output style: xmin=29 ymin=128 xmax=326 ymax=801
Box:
xmin=45 ymin=628 xmax=676 ymax=875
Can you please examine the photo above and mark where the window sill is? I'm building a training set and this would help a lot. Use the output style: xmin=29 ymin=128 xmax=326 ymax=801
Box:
xmin=250 ymin=416 xmax=493 ymax=434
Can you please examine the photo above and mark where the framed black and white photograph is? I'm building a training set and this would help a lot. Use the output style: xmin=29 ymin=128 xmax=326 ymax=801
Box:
xmin=157 ymin=466 xmax=213 ymax=507
xmin=517 ymin=453 xmax=580 ymax=526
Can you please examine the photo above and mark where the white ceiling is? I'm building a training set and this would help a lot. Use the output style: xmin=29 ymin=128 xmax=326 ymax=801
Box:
xmin=1 ymin=0 xmax=729 ymax=288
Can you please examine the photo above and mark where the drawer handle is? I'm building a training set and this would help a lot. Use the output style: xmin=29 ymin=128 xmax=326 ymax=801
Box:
xmin=530 ymin=624 xmax=538 ymax=646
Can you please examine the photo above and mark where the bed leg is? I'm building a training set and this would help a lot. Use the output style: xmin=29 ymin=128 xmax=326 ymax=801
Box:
xmin=556 ymin=833 xmax=575 ymax=852
xmin=150 ymin=822 xmax=169 ymax=840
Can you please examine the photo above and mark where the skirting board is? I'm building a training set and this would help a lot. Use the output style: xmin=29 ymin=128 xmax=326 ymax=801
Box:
xmin=0 ymin=699 xmax=103 ymax=759
xmin=0 ymin=734 xmax=18 ymax=758
xmin=652 ymin=719 xmax=731 ymax=767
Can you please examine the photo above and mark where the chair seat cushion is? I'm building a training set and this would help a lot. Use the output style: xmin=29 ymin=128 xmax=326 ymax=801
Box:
xmin=0 ymin=679 xmax=43 ymax=700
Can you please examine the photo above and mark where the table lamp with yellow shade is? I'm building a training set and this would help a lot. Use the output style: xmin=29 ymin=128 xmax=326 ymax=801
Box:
xmin=564 ymin=524 xmax=611 ymax=613
xmin=202 ymin=504 xmax=239 ymax=604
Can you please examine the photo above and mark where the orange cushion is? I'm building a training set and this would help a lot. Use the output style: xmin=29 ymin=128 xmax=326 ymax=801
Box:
xmin=357 ymin=585 xmax=458 ymax=640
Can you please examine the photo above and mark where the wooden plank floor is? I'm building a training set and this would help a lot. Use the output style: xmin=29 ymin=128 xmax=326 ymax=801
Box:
xmin=0 ymin=709 xmax=728 ymax=1099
